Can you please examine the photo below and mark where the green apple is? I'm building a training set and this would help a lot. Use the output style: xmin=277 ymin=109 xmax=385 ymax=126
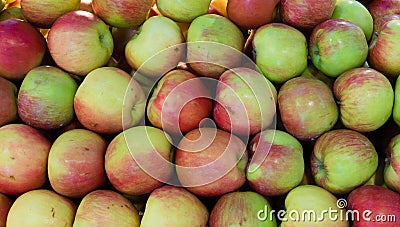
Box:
xmin=125 ymin=15 xmax=184 ymax=77
xmin=156 ymin=0 xmax=211 ymax=22
xmin=331 ymin=0 xmax=373 ymax=40
xmin=253 ymin=23 xmax=308 ymax=84
xmin=394 ymin=76 xmax=400 ymax=126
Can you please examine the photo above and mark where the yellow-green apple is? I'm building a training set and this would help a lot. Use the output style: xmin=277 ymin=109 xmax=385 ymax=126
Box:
xmin=48 ymin=129 xmax=107 ymax=198
xmin=311 ymin=129 xmax=378 ymax=194
xmin=6 ymin=189 xmax=76 ymax=227
xmin=394 ymin=76 xmax=400 ymax=126
xmin=92 ymin=0 xmax=152 ymax=28
xmin=213 ymin=67 xmax=277 ymax=136
xmin=73 ymin=190 xmax=140 ymax=227
xmin=368 ymin=19 xmax=400 ymax=77
xmin=331 ymin=0 xmax=373 ymax=40
xmin=140 ymin=185 xmax=209 ymax=227
xmin=309 ymin=19 xmax=368 ymax=77
xmin=281 ymin=185 xmax=348 ymax=227
xmin=17 ymin=66 xmax=77 ymax=130
xmin=47 ymin=10 xmax=114 ymax=76
xmin=373 ymin=14 xmax=400 ymax=33
xmin=367 ymin=0 xmax=400 ymax=21
xmin=0 ymin=6 xmax=26 ymax=21
xmin=105 ymin=126 xmax=173 ymax=195
xmin=74 ymin=67 xmax=146 ymax=134
xmin=0 ymin=124 xmax=51 ymax=195
xmin=246 ymin=129 xmax=304 ymax=196
xmin=280 ymin=0 xmax=336 ymax=30
xmin=333 ymin=68 xmax=394 ymax=132
xmin=0 ymin=77 xmax=17 ymax=127
xmin=147 ymin=69 xmax=212 ymax=134
xmin=125 ymin=16 xmax=184 ymax=77
xmin=156 ymin=0 xmax=211 ymax=22
xmin=186 ymin=14 xmax=244 ymax=78
xmin=20 ymin=0 xmax=80 ymax=28
xmin=209 ymin=191 xmax=276 ymax=227
xmin=0 ymin=19 xmax=46 ymax=80
xmin=175 ymin=128 xmax=248 ymax=197
xmin=227 ymin=0 xmax=280 ymax=29
xmin=348 ymin=185 xmax=400 ymax=226
xmin=0 ymin=193 xmax=11 ymax=227
xmin=384 ymin=134 xmax=400 ymax=193
xmin=278 ymin=76 xmax=338 ymax=140
xmin=253 ymin=23 xmax=308 ymax=84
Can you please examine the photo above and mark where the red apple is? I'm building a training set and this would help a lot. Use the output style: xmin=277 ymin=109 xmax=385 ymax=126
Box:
xmin=0 ymin=124 xmax=51 ymax=195
xmin=0 ymin=194 xmax=12 ymax=227
xmin=0 ymin=19 xmax=46 ymax=80
xmin=0 ymin=77 xmax=17 ymax=127
xmin=373 ymin=14 xmax=400 ymax=33
xmin=367 ymin=0 xmax=400 ymax=21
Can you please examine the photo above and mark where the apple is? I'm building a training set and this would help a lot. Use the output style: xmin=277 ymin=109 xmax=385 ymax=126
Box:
xmin=348 ymin=185 xmax=400 ymax=226
xmin=0 ymin=19 xmax=46 ymax=80
xmin=280 ymin=0 xmax=336 ymax=30
xmin=0 ymin=6 xmax=26 ymax=21
xmin=20 ymin=0 xmax=80 ymax=28
xmin=175 ymin=128 xmax=248 ymax=197
xmin=140 ymin=185 xmax=209 ymax=227
xmin=333 ymin=67 xmax=394 ymax=132
xmin=394 ymin=76 xmax=400 ymax=126
xmin=209 ymin=191 xmax=276 ymax=227
xmin=186 ymin=14 xmax=244 ymax=78
xmin=0 ymin=194 xmax=12 ymax=227
xmin=226 ymin=0 xmax=279 ymax=29
xmin=213 ymin=67 xmax=277 ymax=135
xmin=367 ymin=0 xmax=400 ymax=21
xmin=384 ymin=134 xmax=400 ymax=193
xmin=253 ymin=23 xmax=308 ymax=84
xmin=246 ymin=129 xmax=304 ymax=196
xmin=373 ymin=14 xmax=400 ymax=33
xmin=6 ymin=189 xmax=76 ymax=227
xmin=331 ymin=0 xmax=374 ymax=40
xmin=47 ymin=10 xmax=114 ymax=76
xmin=368 ymin=19 xmax=400 ymax=77
xmin=0 ymin=77 xmax=17 ymax=127
xmin=156 ymin=0 xmax=211 ymax=22
xmin=92 ymin=0 xmax=152 ymax=28
xmin=278 ymin=76 xmax=338 ymax=140
xmin=0 ymin=124 xmax=51 ymax=195
xmin=125 ymin=16 xmax=184 ymax=77
xmin=73 ymin=190 xmax=140 ymax=227
xmin=309 ymin=19 xmax=368 ymax=77
xmin=105 ymin=126 xmax=173 ymax=195
xmin=74 ymin=67 xmax=146 ymax=134
xmin=280 ymin=185 xmax=348 ymax=227
xmin=147 ymin=69 xmax=212 ymax=134
xmin=311 ymin=129 xmax=378 ymax=194
xmin=17 ymin=66 xmax=78 ymax=130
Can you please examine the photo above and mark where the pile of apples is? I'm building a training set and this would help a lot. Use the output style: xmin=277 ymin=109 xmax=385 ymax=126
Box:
xmin=1 ymin=0 xmax=400 ymax=226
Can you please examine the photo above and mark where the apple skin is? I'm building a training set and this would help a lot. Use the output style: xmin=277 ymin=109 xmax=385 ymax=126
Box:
xmin=0 ymin=77 xmax=17 ymax=127
xmin=0 ymin=19 xmax=46 ymax=80
xmin=368 ymin=19 xmax=400 ymax=77
xmin=367 ymin=0 xmax=400 ymax=21
xmin=140 ymin=185 xmax=209 ymax=227
xmin=331 ymin=0 xmax=373 ymax=40
xmin=373 ymin=14 xmax=400 ymax=34
xmin=17 ymin=66 xmax=78 ymax=130
xmin=333 ymin=68 xmax=394 ymax=132
xmin=246 ymin=129 xmax=304 ymax=196
xmin=384 ymin=134 xmax=400 ymax=193
xmin=20 ymin=0 xmax=80 ymax=28
xmin=47 ymin=10 xmax=114 ymax=76
xmin=226 ymin=0 xmax=280 ymax=29
xmin=209 ymin=191 xmax=276 ymax=227
xmin=73 ymin=190 xmax=140 ymax=227
xmin=74 ymin=67 xmax=146 ymax=134
xmin=0 ymin=124 xmax=51 ymax=195
xmin=147 ymin=69 xmax=212 ymax=134
xmin=156 ymin=0 xmax=211 ymax=22
xmin=186 ymin=14 xmax=244 ymax=79
xmin=6 ymin=189 xmax=76 ymax=227
xmin=348 ymin=185 xmax=400 ymax=226
xmin=253 ymin=23 xmax=308 ymax=84
xmin=105 ymin=126 xmax=173 ymax=195
xmin=278 ymin=76 xmax=338 ymax=141
xmin=281 ymin=185 xmax=348 ymax=227
xmin=311 ymin=129 xmax=378 ymax=194
xmin=175 ymin=128 xmax=248 ymax=197
xmin=309 ymin=19 xmax=368 ymax=78
xmin=125 ymin=16 xmax=184 ymax=77
xmin=0 ymin=193 xmax=12 ymax=227
xmin=92 ymin=0 xmax=152 ymax=28
xmin=0 ymin=6 xmax=26 ymax=21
